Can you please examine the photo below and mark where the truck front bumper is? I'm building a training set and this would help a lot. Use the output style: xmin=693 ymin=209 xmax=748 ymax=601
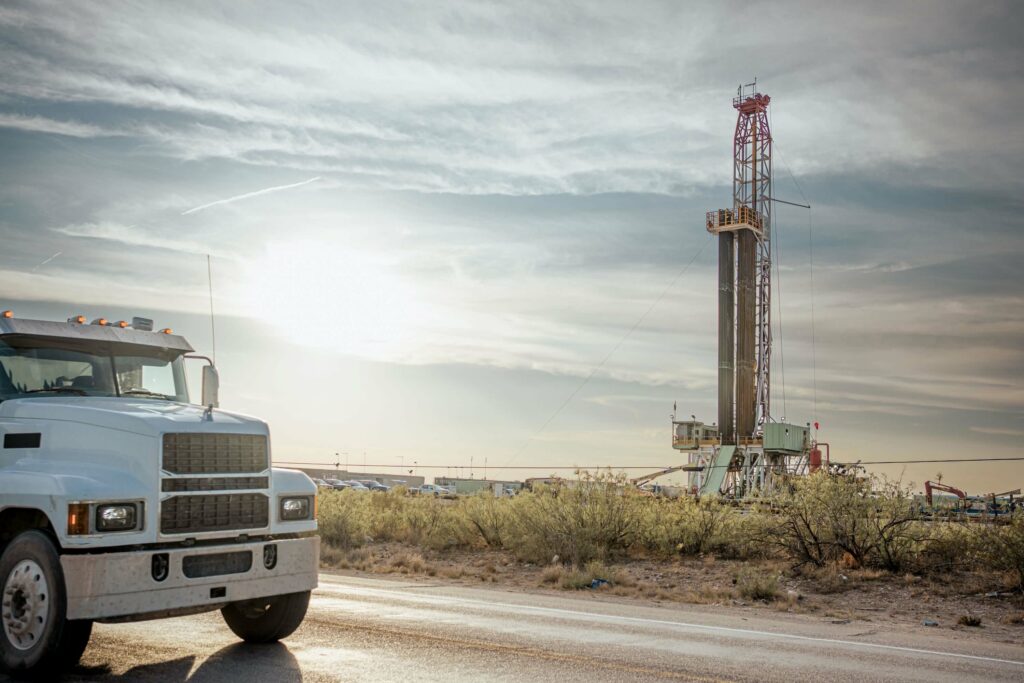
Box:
xmin=61 ymin=536 xmax=319 ymax=621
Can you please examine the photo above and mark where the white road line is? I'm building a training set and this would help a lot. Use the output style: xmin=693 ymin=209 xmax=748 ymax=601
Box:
xmin=316 ymin=580 xmax=1024 ymax=667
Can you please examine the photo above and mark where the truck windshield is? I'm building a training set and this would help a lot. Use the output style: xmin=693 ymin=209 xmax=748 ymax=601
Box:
xmin=0 ymin=337 xmax=189 ymax=403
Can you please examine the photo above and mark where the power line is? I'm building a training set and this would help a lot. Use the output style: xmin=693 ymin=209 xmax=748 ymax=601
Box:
xmin=854 ymin=457 xmax=1024 ymax=465
xmin=504 ymin=234 xmax=713 ymax=466
xmin=274 ymin=456 xmax=1024 ymax=470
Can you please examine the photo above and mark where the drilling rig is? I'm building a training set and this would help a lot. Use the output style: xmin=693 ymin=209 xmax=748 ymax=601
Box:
xmin=672 ymin=82 xmax=813 ymax=497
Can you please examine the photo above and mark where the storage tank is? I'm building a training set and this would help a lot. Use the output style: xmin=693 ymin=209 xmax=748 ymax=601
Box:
xmin=809 ymin=447 xmax=822 ymax=473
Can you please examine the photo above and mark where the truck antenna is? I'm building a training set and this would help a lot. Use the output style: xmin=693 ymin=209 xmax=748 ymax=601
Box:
xmin=207 ymin=254 xmax=217 ymax=365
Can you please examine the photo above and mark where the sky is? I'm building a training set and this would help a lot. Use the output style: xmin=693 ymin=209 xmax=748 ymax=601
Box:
xmin=1 ymin=1 xmax=1022 ymax=492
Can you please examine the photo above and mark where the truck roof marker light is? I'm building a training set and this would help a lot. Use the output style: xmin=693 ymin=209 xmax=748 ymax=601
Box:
xmin=1 ymin=310 xmax=11 ymax=318
xmin=160 ymin=328 xmax=173 ymax=334
xmin=68 ymin=503 xmax=90 ymax=535
xmin=116 ymin=320 xmax=129 ymax=328
xmin=68 ymin=315 xmax=86 ymax=324
xmin=91 ymin=318 xmax=108 ymax=326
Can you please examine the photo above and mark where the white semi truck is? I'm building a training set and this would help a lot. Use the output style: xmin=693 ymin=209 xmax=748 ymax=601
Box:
xmin=0 ymin=311 xmax=319 ymax=677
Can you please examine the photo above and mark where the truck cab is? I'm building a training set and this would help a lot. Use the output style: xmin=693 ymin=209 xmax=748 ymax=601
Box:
xmin=0 ymin=311 xmax=319 ymax=677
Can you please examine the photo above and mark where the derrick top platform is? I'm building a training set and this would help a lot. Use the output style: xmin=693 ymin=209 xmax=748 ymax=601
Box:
xmin=733 ymin=92 xmax=770 ymax=114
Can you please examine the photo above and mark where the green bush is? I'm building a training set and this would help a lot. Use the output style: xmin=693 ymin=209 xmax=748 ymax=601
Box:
xmin=317 ymin=489 xmax=371 ymax=548
xmin=461 ymin=492 xmax=510 ymax=548
xmin=639 ymin=496 xmax=757 ymax=559
xmin=761 ymin=473 xmax=921 ymax=571
xmin=313 ymin=473 xmax=1013 ymax=586
xmin=506 ymin=471 xmax=644 ymax=566
xmin=981 ymin=513 xmax=1024 ymax=591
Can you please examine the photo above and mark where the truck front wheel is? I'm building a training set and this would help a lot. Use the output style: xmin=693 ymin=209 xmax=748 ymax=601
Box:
xmin=221 ymin=591 xmax=310 ymax=643
xmin=0 ymin=530 xmax=92 ymax=678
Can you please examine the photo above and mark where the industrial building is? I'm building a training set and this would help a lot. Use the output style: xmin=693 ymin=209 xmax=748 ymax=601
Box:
xmin=435 ymin=477 xmax=523 ymax=495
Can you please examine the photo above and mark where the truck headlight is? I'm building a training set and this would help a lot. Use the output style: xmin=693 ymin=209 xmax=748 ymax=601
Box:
xmin=96 ymin=503 xmax=138 ymax=532
xmin=279 ymin=496 xmax=312 ymax=521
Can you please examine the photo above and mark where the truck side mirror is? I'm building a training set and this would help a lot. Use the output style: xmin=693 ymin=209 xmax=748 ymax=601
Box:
xmin=201 ymin=365 xmax=220 ymax=408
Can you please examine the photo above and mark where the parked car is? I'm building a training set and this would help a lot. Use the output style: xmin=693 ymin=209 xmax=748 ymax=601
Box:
xmin=325 ymin=478 xmax=350 ymax=490
xmin=313 ymin=478 xmax=334 ymax=489
xmin=343 ymin=480 xmax=370 ymax=491
xmin=417 ymin=484 xmax=453 ymax=498
xmin=359 ymin=480 xmax=391 ymax=492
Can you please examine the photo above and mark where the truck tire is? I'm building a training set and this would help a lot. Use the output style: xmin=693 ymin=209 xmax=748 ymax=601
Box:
xmin=0 ymin=530 xmax=92 ymax=678
xmin=221 ymin=591 xmax=310 ymax=643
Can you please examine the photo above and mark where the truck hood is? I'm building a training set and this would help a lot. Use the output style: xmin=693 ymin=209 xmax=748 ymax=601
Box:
xmin=0 ymin=397 xmax=267 ymax=437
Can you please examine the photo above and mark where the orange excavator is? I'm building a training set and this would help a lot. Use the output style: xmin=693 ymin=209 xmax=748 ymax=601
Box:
xmin=924 ymin=480 xmax=966 ymax=508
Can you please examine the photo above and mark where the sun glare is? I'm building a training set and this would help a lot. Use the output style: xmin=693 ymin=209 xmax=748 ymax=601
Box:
xmin=243 ymin=241 xmax=428 ymax=358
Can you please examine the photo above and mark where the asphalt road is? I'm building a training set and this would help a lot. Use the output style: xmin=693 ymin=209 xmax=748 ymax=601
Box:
xmin=15 ymin=573 xmax=1024 ymax=682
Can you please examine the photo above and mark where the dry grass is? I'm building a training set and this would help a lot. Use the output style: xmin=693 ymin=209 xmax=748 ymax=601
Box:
xmin=320 ymin=545 xmax=375 ymax=571
xmin=539 ymin=565 xmax=563 ymax=585
xmin=440 ymin=566 xmax=467 ymax=579
xmin=388 ymin=551 xmax=431 ymax=575
xmin=536 ymin=560 xmax=636 ymax=592
xmin=678 ymin=585 xmax=736 ymax=605
xmin=735 ymin=568 xmax=780 ymax=602
xmin=958 ymin=615 xmax=983 ymax=627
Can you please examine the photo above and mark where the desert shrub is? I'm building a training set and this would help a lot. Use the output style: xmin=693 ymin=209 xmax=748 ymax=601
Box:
xmin=317 ymin=488 xmax=371 ymax=548
xmin=540 ymin=565 xmax=564 ymax=584
xmin=759 ymin=474 xmax=842 ymax=567
xmin=363 ymin=489 xmax=409 ymax=540
xmin=642 ymin=496 xmax=735 ymax=556
xmin=396 ymin=496 xmax=468 ymax=549
xmin=980 ymin=513 xmax=1024 ymax=591
xmin=461 ymin=492 xmax=511 ymax=548
xmin=735 ymin=567 xmax=779 ymax=601
xmin=862 ymin=479 xmax=924 ymax=572
xmin=714 ymin=505 xmax=773 ymax=560
xmin=506 ymin=471 xmax=644 ymax=566
xmin=914 ymin=521 xmax=983 ymax=573
xmin=317 ymin=488 xmax=468 ymax=550
xmin=389 ymin=551 xmax=428 ymax=573
xmin=762 ymin=473 xmax=921 ymax=570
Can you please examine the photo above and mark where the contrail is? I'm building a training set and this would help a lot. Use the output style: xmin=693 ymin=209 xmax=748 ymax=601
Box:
xmin=31 ymin=251 xmax=62 ymax=271
xmin=181 ymin=176 xmax=321 ymax=215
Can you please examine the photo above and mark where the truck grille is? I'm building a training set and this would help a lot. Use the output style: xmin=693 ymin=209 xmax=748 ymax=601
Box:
xmin=162 ymin=477 xmax=269 ymax=492
xmin=182 ymin=551 xmax=253 ymax=578
xmin=162 ymin=433 xmax=268 ymax=474
xmin=160 ymin=494 xmax=269 ymax=534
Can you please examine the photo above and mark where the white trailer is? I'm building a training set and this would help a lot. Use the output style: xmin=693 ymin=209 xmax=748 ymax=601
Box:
xmin=0 ymin=311 xmax=319 ymax=677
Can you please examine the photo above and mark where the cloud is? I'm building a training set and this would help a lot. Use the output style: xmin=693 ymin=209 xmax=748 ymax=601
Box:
xmin=52 ymin=222 xmax=232 ymax=257
xmin=181 ymin=176 xmax=322 ymax=215
xmin=969 ymin=426 xmax=1024 ymax=437
xmin=0 ymin=113 xmax=114 ymax=138
xmin=4 ymin=2 xmax=1020 ymax=195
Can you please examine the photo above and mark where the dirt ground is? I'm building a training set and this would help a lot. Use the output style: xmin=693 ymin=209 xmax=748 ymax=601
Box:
xmin=320 ymin=542 xmax=1024 ymax=646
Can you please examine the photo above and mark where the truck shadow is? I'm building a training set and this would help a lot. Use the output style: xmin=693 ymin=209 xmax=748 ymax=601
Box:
xmin=67 ymin=642 xmax=302 ymax=682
